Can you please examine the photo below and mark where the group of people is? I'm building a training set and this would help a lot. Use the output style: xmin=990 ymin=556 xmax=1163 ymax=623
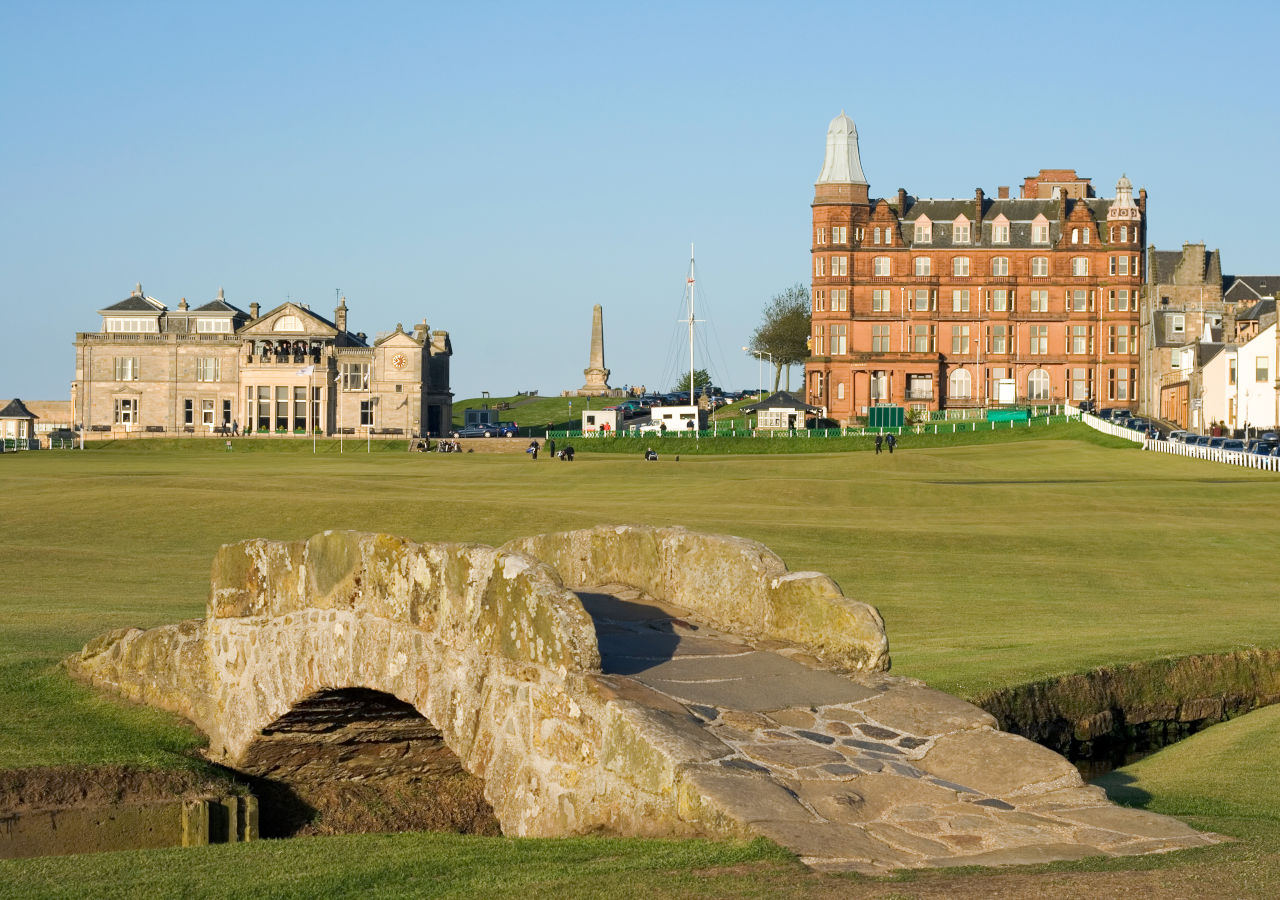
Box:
xmin=436 ymin=439 xmax=462 ymax=453
xmin=526 ymin=439 xmax=574 ymax=461
xmin=873 ymin=433 xmax=898 ymax=455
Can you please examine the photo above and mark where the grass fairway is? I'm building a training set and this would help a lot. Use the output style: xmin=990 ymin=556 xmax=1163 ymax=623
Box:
xmin=2 ymin=435 xmax=1279 ymax=895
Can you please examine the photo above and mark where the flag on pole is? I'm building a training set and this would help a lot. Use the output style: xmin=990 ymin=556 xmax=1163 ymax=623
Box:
xmin=297 ymin=365 xmax=315 ymax=376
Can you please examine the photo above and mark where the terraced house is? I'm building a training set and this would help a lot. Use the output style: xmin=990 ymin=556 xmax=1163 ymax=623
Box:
xmin=806 ymin=112 xmax=1145 ymax=420
xmin=71 ymin=285 xmax=453 ymax=438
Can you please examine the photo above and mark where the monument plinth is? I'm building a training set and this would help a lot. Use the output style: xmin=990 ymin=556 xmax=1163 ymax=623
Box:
xmin=571 ymin=304 xmax=618 ymax=397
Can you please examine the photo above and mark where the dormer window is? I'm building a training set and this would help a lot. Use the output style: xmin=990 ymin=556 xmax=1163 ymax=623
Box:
xmin=914 ymin=217 xmax=932 ymax=243
xmin=1031 ymin=215 xmax=1050 ymax=244
xmin=990 ymin=215 xmax=1010 ymax=244
xmin=953 ymin=216 xmax=971 ymax=244
xmin=873 ymin=227 xmax=881 ymax=245
xmin=1082 ymin=228 xmax=1090 ymax=244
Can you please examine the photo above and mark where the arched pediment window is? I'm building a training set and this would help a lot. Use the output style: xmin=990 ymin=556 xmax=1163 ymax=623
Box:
xmin=274 ymin=314 xmax=304 ymax=332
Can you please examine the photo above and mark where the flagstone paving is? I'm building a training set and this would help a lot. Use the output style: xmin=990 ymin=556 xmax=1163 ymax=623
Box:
xmin=576 ymin=585 xmax=1219 ymax=874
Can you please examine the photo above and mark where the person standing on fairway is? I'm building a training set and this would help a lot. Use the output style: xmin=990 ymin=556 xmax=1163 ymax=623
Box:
xmin=874 ymin=434 xmax=883 ymax=454
xmin=887 ymin=433 xmax=897 ymax=454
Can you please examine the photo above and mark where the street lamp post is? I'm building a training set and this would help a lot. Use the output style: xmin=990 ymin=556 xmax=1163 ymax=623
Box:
xmin=742 ymin=346 xmax=773 ymax=397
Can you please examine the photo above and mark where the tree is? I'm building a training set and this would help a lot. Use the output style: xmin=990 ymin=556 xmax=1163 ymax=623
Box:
xmin=749 ymin=284 xmax=810 ymax=392
xmin=672 ymin=368 xmax=712 ymax=393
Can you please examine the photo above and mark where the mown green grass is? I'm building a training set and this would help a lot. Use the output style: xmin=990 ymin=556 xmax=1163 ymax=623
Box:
xmin=2 ymin=436 xmax=1280 ymax=895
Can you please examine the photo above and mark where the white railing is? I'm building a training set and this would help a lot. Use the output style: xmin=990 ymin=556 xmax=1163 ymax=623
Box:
xmin=1144 ymin=439 xmax=1280 ymax=472
xmin=1077 ymin=411 xmax=1146 ymax=444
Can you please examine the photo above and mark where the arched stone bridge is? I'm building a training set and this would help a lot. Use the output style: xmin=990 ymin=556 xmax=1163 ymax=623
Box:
xmin=70 ymin=525 xmax=1215 ymax=872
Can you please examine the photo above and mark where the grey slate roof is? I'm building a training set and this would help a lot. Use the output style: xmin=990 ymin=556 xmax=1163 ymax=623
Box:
xmin=192 ymin=298 xmax=246 ymax=314
xmin=1237 ymin=298 xmax=1277 ymax=321
xmin=890 ymin=197 xmax=1117 ymax=250
xmin=740 ymin=391 xmax=822 ymax=413
xmin=1148 ymin=247 xmax=1223 ymax=286
xmin=101 ymin=296 xmax=163 ymax=312
xmin=0 ymin=398 xmax=37 ymax=419
xmin=1223 ymin=276 xmax=1280 ymax=304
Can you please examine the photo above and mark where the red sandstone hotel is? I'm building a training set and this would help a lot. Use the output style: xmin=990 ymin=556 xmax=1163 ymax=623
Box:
xmin=805 ymin=112 xmax=1145 ymax=420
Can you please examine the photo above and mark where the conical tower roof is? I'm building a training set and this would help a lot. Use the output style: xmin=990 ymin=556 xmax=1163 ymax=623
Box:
xmin=816 ymin=110 xmax=867 ymax=186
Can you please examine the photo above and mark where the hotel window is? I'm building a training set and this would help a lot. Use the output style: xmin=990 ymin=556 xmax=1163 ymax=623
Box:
xmin=1120 ymin=225 xmax=1128 ymax=242
xmin=202 ymin=399 xmax=216 ymax=428
xmin=1031 ymin=257 xmax=1048 ymax=277
xmin=1258 ymin=357 xmax=1271 ymax=383
xmin=1108 ymin=368 xmax=1133 ymax=401
xmin=1071 ymin=257 xmax=1089 ymax=276
xmin=988 ymin=325 xmax=1008 ymax=354
xmin=1082 ymin=228 xmax=1090 ymax=244
xmin=991 ymin=257 xmax=1009 ymax=276
xmin=952 ymin=289 xmax=970 ymax=313
xmin=113 ymin=398 xmax=138 ymax=424
xmin=1028 ymin=368 xmax=1051 ymax=400
xmin=813 ymin=326 xmax=824 ymax=355
xmin=1070 ymin=325 xmax=1091 ymax=354
xmin=196 ymin=357 xmax=220 ymax=382
xmin=953 ymin=220 xmax=971 ymax=243
xmin=831 ymin=289 xmax=847 ymax=311
xmin=872 ymin=325 xmax=891 ymax=352
xmin=1131 ymin=255 xmax=1140 ymax=274
xmin=360 ymin=400 xmax=375 ymax=427
xmin=1108 ymin=325 xmax=1131 ymax=354
xmin=872 ymin=289 xmax=890 ymax=312
xmin=906 ymin=373 xmax=933 ymax=400
xmin=1070 ymin=367 xmax=1091 ymax=400
xmin=873 ymin=227 xmax=881 ymax=244
xmin=813 ymin=290 xmax=825 ymax=312
xmin=873 ymin=256 xmax=890 ymax=276
xmin=832 ymin=226 xmax=847 ymax=243
xmin=836 ymin=382 xmax=845 ymax=400
xmin=911 ymin=324 xmax=934 ymax=353
xmin=1108 ymin=289 xmax=1131 ymax=311
xmin=341 ymin=361 xmax=370 ymax=391
xmin=222 ymin=399 xmax=232 ymax=426
xmin=914 ymin=220 xmax=932 ymax=243
xmin=990 ymin=289 xmax=1008 ymax=312
xmin=113 ymin=357 xmax=140 ymax=381
xmin=1032 ymin=223 xmax=1050 ymax=244
xmin=1070 ymin=290 xmax=1088 ymax=312
xmin=952 ymin=256 xmax=970 ymax=276
xmin=1109 ymin=255 xmax=1130 ymax=276
xmin=871 ymin=371 xmax=887 ymax=401
xmin=992 ymin=223 xmax=1009 ymax=244
xmin=951 ymin=325 xmax=971 ymax=354
xmin=1030 ymin=290 xmax=1048 ymax=312
xmin=183 ymin=398 xmax=194 ymax=426
xmin=832 ymin=255 xmax=848 ymax=275
xmin=1029 ymin=325 xmax=1048 ymax=355
xmin=830 ymin=325 xmax=847 ymax=355
xmin=914 ymin=256 xmax=931 ymax=276
xmin=949 ymin=368 xmax=972 ymax=399
xmin=816 ymin=226 xmax=827 ymax=244
xmin=1071 ymin=228 xmax=1079 ymax=243
xmin=913 ymin=289 xmax=931 ymax=311
xmin=815 ymin=256 xmax=826 ymax=276
xmin=884 ymin=228 xmax=893 ymax=246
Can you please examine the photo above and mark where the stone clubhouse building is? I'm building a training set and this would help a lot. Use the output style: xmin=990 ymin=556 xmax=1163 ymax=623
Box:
xmin=72 ymin=285 xmax=453 ymax=438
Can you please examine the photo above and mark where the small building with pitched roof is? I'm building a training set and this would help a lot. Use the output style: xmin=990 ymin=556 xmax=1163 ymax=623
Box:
xmin=0 ymin=398 xmax=38 ymax=449
xmin=73 ymin=285 xmax=453 ymax=438
xmin=740 ymin=391 xmax=823 ymax=430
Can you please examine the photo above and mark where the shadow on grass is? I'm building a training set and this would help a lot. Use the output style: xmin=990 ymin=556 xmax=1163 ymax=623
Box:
xmin=1093 ymin=770 xmax=1154 ymax=810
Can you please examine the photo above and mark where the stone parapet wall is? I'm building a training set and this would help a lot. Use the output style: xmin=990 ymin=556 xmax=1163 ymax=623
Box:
xmin=502 ymin=525 xmax=889 ymax=673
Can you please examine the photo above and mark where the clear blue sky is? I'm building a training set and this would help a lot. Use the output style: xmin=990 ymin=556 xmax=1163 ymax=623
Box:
xmin=3 ymin=1 xmax=1277 ymax=402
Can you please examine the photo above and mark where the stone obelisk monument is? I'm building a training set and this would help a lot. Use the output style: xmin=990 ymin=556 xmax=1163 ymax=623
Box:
xmin=578 ymin=304 xmax=612 ymax=396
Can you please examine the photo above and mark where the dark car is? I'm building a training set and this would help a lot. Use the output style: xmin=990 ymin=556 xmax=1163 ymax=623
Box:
xmin=1207 ymin=436 xmax=1228 ymax=450
xmin=1191 ymin=434 xmax=1211 ymax=447
xmin=1221 ymin=439 xmax=1246 ymax=452
xmin=453 ymin=423 xmax=500 ymax=437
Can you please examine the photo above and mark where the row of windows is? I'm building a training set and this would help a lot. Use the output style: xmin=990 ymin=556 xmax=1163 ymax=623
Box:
xmin=819 ymin=254 xmax=1141 ymax=278
xmin=820 ymin=368 xmax=1139 ymax=404
xmin=104 ymin=317 xmax=232 ymax=333
xmin=819 ymin=221 xmax=1139 ymax=249
xmin=821 ymin=288 xmax=1135 ymax=314
xmin=110 ymin=356 xmax=223 ymax=381
xmin=816 ymin=324 xmax=1137 ymax=356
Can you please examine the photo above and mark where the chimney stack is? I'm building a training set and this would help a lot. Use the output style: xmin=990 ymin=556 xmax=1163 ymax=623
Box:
xmin=974 ymin=188 xmax=984 ymax=236
xmin=335 ymin=296 xmax=348 ymax=333
xmin=997 ymin=185 xmax=1009 ymax=199
xmin=896 ymin=187 xmax=907 ymax=214
xmin=250 ymin=302 xmax=260 ymax=319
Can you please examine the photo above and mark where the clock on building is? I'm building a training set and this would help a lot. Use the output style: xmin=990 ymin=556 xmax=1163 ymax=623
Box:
xmin=390 ymin=352 xmax=407 ymax=371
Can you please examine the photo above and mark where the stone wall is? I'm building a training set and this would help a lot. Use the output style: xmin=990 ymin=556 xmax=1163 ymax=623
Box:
xmin=503 ymin=525 xmax=889 ymax=673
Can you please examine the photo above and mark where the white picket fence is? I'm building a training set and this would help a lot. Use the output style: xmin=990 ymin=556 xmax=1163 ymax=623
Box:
xmin=1143 ymin=438 xmax=1280 ymax=472
xmin=1076 ymin=411 xmax=1147 ymax=444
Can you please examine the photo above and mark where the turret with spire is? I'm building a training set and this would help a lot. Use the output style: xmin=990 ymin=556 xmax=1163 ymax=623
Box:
xmin=815 ymin=111 xmax=870 ymax=204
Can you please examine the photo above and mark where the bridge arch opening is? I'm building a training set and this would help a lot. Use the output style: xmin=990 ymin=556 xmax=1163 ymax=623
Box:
xmin=233 ymin=687 xmax=499 ymax=838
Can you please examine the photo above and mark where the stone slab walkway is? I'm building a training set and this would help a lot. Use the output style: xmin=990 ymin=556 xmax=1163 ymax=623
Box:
xmin=576 ymin=586 xmax=1219 ymax=874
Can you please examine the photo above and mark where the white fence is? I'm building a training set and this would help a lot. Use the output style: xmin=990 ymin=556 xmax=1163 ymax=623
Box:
xmin=1144 ymin=438 xmax=1280 ymax=472
xmin=1075 ymin=411 xmax=1147 ymax=444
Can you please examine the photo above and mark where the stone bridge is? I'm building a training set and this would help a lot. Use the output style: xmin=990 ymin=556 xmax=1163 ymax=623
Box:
xmin=69 ymin=525 xmax=1215 ymax=872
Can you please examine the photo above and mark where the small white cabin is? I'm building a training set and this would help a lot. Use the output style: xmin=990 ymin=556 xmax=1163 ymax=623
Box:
xmin=582 ymin=409 xmax=622 ymax=434
xmin=646 ymin=405 xmax=706 ymax=433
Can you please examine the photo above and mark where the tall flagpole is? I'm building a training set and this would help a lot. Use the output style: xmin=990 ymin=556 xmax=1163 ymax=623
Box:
xmin=311 ymin=368 xmax=316 ymax=454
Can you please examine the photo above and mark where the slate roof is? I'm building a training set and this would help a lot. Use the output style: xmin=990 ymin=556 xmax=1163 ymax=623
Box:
xmin=1223 ymin=276 xmax=1280 ymax=304
xmin=1148 ymin=248 xmax=1223 ymax=286
xmin=0 ymin=398 xmax=37 ymax=419
xmin=191 ymin=298 xmax=246 ymax=314
xmin=1237 ymin=298 xmax=1277 ymax=321
xmin=740 ymin=391 xmax=822 ymax=413
xmin=100 ymin=295 xmax=164 ymax=313
xmin=888 ymin=197 xmax=1117 ymax=250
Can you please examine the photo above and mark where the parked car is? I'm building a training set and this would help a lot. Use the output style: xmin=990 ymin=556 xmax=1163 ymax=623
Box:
xmin=1168 ymin=430 xmax=1190 ymax=443
xmin=453 ymin=423 xmax=501 ymax=437
xmin=1221 ymin=439 xmax=1246 ymax=452
xmin=1207 ymin=436 xmax=1228 ymax=449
